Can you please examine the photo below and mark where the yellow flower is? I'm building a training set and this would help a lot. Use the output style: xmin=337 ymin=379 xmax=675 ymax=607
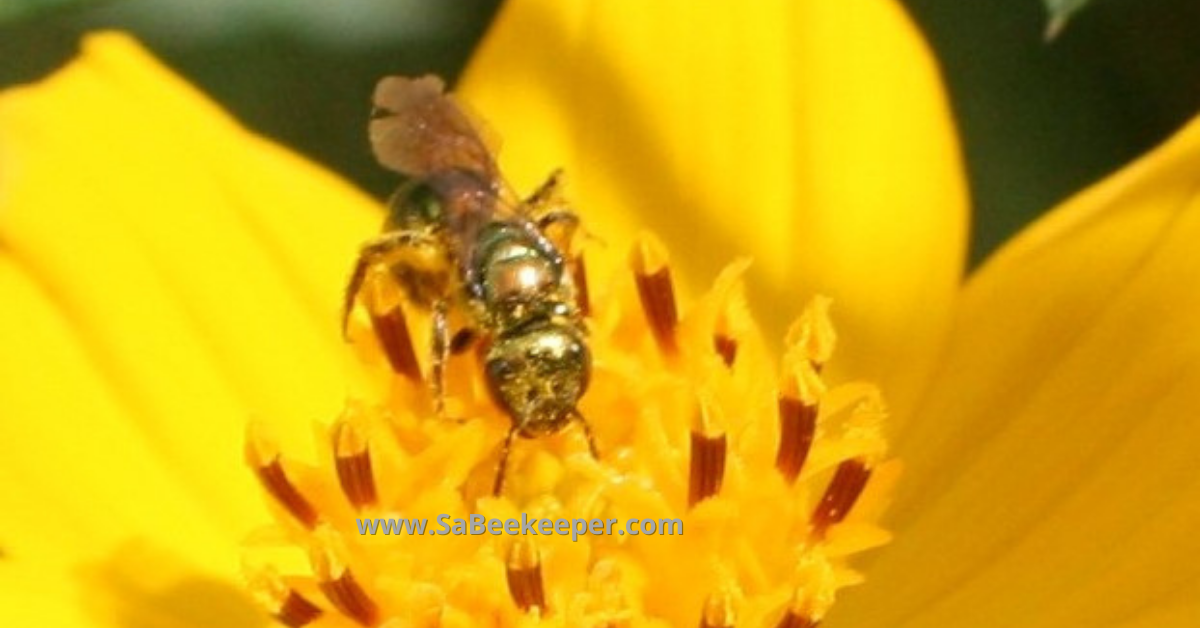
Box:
xmin=1 ymin=1 xmax=1197 ymax=627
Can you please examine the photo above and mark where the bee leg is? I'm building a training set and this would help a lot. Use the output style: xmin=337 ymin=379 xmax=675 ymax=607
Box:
xmin=341 ymin=229 xmax=435 ymax=339
xmin=493 ymin=424 xmax=522 ymax=496
xmin=524 ymin=168 xmax=565 ymax=208
xmin=430 ymin=298 xmax=450 ymax=417
xmin=341 ymin=253 xmax=371 ymax=340
xmin=570 ymin=409 xmax=600 ymax=459
xmin=534 ymin=209 xmax=581 ymax=234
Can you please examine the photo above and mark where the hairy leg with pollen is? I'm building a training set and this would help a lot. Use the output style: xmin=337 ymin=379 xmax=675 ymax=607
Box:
xmin=342 ymin=229 xmax=462 ymax=412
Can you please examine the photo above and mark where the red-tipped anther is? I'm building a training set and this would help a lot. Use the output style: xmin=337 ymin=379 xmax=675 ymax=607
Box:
xmin=689 ymin=430 xmax=728 ymax=508
xmin=247 ymin=428 xmax=319 ymax=529
xmin=370 ymin=304 xmax=422 ymax=381
xmin=319 ymin=570 xmax=379 ymax=627
xmin=573 ymin=254 xmax=591 ymax=317
xmin=315 ymin=553 xmax=380 ymax=627
xmin=312 ymin=531 xmax=380 ymax=626
xmin=775 ymin=610 xmax=819 ymax=628
xmin=631 ymin=234 xmax=679 ymax=355
xmin=276 ymin=590 xmax=324 ymax=627
xmin=506 ymin=539 xmax=546 ymax=613
xmin=810 ymin=458 xmax=872 ymax=540
xmin=333 ymin=420 xmax=378 ymax=509
xmin=775 ymin=395 xmax=817 ymax=484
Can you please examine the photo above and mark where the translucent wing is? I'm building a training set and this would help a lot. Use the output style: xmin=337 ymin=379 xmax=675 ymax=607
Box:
xmin=369 ymin=75 xmax=498 ymax=180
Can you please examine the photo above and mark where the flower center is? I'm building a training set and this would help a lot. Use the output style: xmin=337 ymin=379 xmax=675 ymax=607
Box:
xmin=241 ymin=232 xmax=892 ymax=627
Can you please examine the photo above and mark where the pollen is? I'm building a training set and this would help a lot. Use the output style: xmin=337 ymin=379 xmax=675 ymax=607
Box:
xmin=242 ymin=232 xmax=896 ymax=627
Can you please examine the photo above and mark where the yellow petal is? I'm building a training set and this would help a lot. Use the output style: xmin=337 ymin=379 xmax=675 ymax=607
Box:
xmin=0 ymin=256 xmax=234 ymax=571
xmin=0 ymin=564 xmax=100 ymax=628
xmin=833 ymin=115 xmax=1200 ymax=626
xmin=458 ymin=0 xmax=969 ymax=418
xmin=0 ymin=29 xmax=379 ymax=591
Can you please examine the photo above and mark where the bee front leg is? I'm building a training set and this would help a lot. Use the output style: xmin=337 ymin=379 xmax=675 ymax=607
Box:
xmin=342 ymin=254 xmax=372 ymax=340
xmin=430 ymin=298 xmax=450 ymax=417
xmin=524 ymin=168 xmax=565 ymax=208
xmin=534 ymin=209 xmax=581 ymax=235
xmin=571 ymin=409 xmax=600 ymax=459
xmin=493 ymin=424 xmax=522 ymax=496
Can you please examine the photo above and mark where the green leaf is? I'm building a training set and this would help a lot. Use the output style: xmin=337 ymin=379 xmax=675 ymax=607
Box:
xmin=1043 ymin=0 xmax=1092 ymax=40
xmin=0 ymin=0 xmax=108 ymax=24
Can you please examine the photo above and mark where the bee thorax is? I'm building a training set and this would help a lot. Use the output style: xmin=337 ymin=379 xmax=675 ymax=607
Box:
xmin=482 ymin=241 xmax=558 ymax=304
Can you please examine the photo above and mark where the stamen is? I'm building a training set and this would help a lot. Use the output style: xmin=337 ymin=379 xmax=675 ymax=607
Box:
xmin=631 ymin=233 xmax=679 ymax=355
xmin=689 ymin=430 xmax=727 ymax=508
xmin=775 ymin=395 xmax=817 ymax=484
xmin=246 ymin=424 xmax=319 ymax=529
xmin=778 ymin=554 xmax=837 ymax=628
xmin=700 ymin=589 xmax=738 ymax=628
xmin=775 ymin=361 xmax=824 ymax=484
xmin=313 ymin=534 xmax=380 ymax=627
xmin=506 ymin=538 xmax=546 ymax=613
xmin=573 ymin=254 xmax=591 ymax=316
xmin=785 ymin=296 xmax=836 ymax=371
xmin=333 ymin=419 xmax=377 ymax=509
xmin=810 ymin=458 xmax=872 ymax=540
xmin=247 ymin=566 xmax=325 ymax=628
xmin=276 ymin=590 xmax=324 ymax=627
xmin=369 ymin=304 xmax=422 ymax=382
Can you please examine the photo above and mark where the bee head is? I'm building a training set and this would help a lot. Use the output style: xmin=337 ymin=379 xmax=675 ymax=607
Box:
xmin=484 ymin=321 xmax=590 ymax=437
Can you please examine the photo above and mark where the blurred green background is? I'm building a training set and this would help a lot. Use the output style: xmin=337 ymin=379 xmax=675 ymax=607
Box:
xmin=2 ymin=0 xmax=1198 ymax=265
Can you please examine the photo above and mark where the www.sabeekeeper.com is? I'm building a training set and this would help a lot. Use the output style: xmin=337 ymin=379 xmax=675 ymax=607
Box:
xmin=357 ymin=514 xmax=683 ymax=541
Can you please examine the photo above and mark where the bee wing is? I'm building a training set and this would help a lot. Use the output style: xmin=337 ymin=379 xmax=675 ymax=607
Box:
xmin=369 ymin=75 xmax=498 ymax=179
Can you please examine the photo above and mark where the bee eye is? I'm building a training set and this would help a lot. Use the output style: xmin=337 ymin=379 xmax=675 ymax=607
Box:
xmin=390 ymin=181 xmax=444 ymax=228
xmin=408 ymin=183 xmax=444 ymax=222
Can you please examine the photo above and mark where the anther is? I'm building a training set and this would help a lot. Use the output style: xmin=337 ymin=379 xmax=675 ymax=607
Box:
xmin=631 ymin=233 xmax=679 ymax=355
xmin=248 ymin=566 xmax=325 ymax=628
xmin=810 ymin=458 xmax=872 ymax=540
xmin=776 ymin=395 xmax=816 ymax=484
xmin=506 ymin=538 xmax=546 ymax=613
xmin=333 ymin=419 xmax=377 ymax=509
xmin=313 ymin=535 xmax=380 ymax=627
xmin=246 ymin=424 xmax=319 ymax=529
xmin=276 ymin=590 xmax=324 ymax=627
xmin=775 ymin=363 xmax=824 ymax=484
xmin=369 ymin=304 xmax=422 ymax=382
xmin=700 ymin=588 xmax=738 ymax=628
xmin=689 ymin=430 xmax=727 ymax=508
xmin=573 ymin=254 xmax=591 ymax=316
